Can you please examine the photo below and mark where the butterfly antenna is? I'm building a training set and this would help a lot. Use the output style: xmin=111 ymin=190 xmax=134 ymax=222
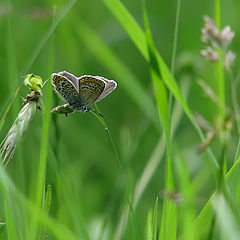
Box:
xmin=43 ymin=79 xmax=48 ymax=87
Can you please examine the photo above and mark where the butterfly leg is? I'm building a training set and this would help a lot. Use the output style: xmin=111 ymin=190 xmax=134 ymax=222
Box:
xmin=81 ymin=106 xmax=89 ymax=113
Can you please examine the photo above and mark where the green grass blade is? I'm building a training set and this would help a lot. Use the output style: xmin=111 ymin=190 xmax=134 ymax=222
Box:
xmin=39 ymin=185 xmax=52 ymax=240
xmin=192 ymin=156 xmax=240 ymax=240
xmin=103 ymin=0 xmax=148 ymax=59
xmin=152 ymin=197 xmax=159 ymax=240
xmin=133 ymin=78 xmax=190 ymax=209
xmin=103 ymin=0 xmax=191 ymax=124
xmin=143 ymin=2 xmax=169 ymax=139
xmin=213 ymin=194 xmax=240 ymax=240
xmin=5 ymin=198 xmax=18 ymax=240
xmin=175 ymin=149 xmax=196 ymax=240
xmin=159 ymin=157 xmax=177 ymax=240
xmin=34 ymin=7 xmax=55 ymax=238
xmin=0 ymin=166 xmax=79 ymax=240
xmin=142 ymin=4 xmax=177 ymax=240
xmin=170 ymin=0 xmax=182 ymax=73
xmin=147 ymin=209 xmax=153 ymax=240
xmin=214 ymin=0 xmax=225 ymax=119
xmin=233 ymin=138 xmax=240 ymax=163
xmin=115 ymin=79 xmax=189 ymax=240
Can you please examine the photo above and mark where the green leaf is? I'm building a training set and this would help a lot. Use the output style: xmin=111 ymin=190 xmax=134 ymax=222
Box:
xmin=175 ymin=150 xmax=196 ymax=240
xmin=213 ymin=194 xmax=240 ymax=240
xmin=39 ymin=185 xmax=52 ymax=240
xmin=159 ymin=157 xmax=177 ymax=240
xmin=193 ymin=157 xmax=240 ymax=240
xmin=152 ymin=197 xmax=159 ymax=240
xmin=147 ymin=209 xmax=153 ymax=240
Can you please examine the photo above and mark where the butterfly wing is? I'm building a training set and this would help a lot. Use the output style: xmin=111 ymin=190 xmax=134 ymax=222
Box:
xmin=52 ymin=73 xmax=79 ymax=105
xmin=92 ymin=76 xmax=117 ymax=104
xmin=57 ymin=71 xmax=79 ymax=90
xmin=78 ymin=75 xmax=105 ymax=106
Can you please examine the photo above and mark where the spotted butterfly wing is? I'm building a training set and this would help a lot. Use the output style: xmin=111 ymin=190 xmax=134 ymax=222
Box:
xmin=57 ymin=71 xmax=79 ymax=90
xmin=78 ymin=75 xmax=105 ymax=107
xmin=92 ymin=76 xmax=117 ymax=104
xmin=51 ymin=73 xmax=79 ymax=106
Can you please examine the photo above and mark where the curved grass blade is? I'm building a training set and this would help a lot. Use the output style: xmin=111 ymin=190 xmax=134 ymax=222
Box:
xmin=143 ymin=3 xmax=177 ymax=240
xmin=190 ymin=156 xmax=240 ymax=240
xmin=0 ymin=166 xmax=79 ymax=240
xmin=213 ymin=194 xmax=240 ymax=240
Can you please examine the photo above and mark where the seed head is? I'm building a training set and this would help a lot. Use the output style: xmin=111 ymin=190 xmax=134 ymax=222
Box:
xmin=201 ymin=47 xmax=219 ymax=62
xmin=224 ymin=51 xmax=236 ymax=70
xmin=220 ymin=26 xmax=235 ymax=49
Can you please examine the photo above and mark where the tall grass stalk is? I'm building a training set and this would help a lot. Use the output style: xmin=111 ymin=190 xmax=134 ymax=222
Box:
xmin=34 ymin=7 xmax=55 ymax=239
xmin=169 ymin=0 xmax=182 ymax=121
xmin=170 ymin=0 xmax=181 ymax=74
xmin=0 ymin=166 xmax=79 ymax=240
xmin=143 ymin=2 xmax=177 ymax=239
xmin=214 ymin=0 xmax=225 ymax=121
xmin=91 ymin=105 xmax=121 ymax=169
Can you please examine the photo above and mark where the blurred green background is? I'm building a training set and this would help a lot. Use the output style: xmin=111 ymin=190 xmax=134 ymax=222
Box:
xmin=0 ymin=0 xmax=240 ymax=239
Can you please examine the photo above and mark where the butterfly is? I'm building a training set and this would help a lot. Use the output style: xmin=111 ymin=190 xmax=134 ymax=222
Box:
xmin=51 ymin=71 xmax=117 ymax=114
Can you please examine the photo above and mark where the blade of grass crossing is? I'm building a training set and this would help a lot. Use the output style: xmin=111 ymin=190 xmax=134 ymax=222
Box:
xmin=103 ymin=0 xmax=192 ymax=126
xmin=114 ymin=79 xmax=190 ymax=240
xmin=0 ymin=166 xmax=79 ymax=240
xmin=133 ymin=78 xmax=190 ymax=209
xmin=102 ymin=0 xmax=148 ymax=58
xmin=192 ymin=156 xmax=240 ymax=240
xmin=143 ymin=4 xmax=177 ymax=240
xmin=233 ymin=138 xmax=240 ymax=163
xmin=213 ymin=194 xmax=240 ymax=240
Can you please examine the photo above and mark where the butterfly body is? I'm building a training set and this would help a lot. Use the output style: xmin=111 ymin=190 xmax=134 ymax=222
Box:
xmin=52 ymin=71 xmax=117 ymax=113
